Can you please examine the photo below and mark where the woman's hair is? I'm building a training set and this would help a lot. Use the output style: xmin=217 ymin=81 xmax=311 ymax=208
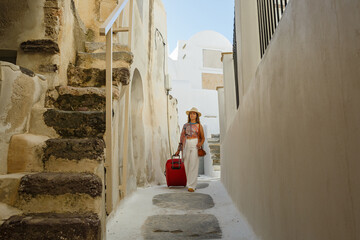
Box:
xmin=187 ymin=112 xmax=200 ymax=124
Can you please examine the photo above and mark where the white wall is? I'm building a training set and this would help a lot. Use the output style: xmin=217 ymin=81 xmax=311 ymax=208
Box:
xmin=222 ymin=0 xmax=360 ymax=239
xmin=169 ymin=31 xmax=232 ymax=136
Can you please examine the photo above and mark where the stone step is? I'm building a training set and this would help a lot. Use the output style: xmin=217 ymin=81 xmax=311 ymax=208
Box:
xmin=213 ymin=159 xmax=221 ymax=165
xmin=43 ymin=109 xmax=105 ymax=138
xmin=208 ymin=138 xmax=220 ymax=144
xmin=0 ymin=173 xmax=26 ymax=206
xmin=211 ymin=153 xmax=220 ymax=159
xmin=43 ymin=138 xmax=105 ymax=175
xmin=76 ymin=51 xmax=133 ymax=69
xmin=45 ymin=86 xmax=120 ymax=111
xmin=16 ymin=172 xmax=102 ymax=214
xmin=7 ymin=134 xmax=49 ymax=174
xmin=67 ymin=63 xmax=130 ymax=87
xmin=211 ymin=134 xmax=220 ymax=139
xmin=209 ymin=144 xmax=220 ymax=149
xmin=210 ymin=148 xmax=220 ymax=154
xmin=0 ymin=213 xmax=101 ymax=240
xmin=85 ymin=41 xmax=129 ymax=53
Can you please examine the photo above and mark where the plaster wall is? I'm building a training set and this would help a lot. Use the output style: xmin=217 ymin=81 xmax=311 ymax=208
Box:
xmin=221 ymin=53 xmax=237 ymax=137
xmin=116 ymin=0 xmax=179 ymax=192
xmin=222 ymin=0 xmax=360 ymax=239
xmin=0 ymin=62 xmax=47 ymax=174
xmin=234 ymin=0 xmax=261 ymax=99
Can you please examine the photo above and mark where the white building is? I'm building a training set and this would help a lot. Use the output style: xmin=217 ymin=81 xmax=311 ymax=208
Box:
xmin=168 ymin=30 xmax=232 ymax=137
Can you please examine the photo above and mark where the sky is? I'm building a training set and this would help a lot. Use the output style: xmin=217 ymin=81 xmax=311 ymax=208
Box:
xmin=162 ymin=0 xmax=235 ymax=54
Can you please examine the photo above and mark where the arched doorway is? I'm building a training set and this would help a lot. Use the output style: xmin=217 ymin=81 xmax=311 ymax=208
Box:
xmin=130 ymin=69 xmax=146 ymax=186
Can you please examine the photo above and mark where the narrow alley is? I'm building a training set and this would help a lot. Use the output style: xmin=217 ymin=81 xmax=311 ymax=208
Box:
xmin=107 ymin=176 xmax=257 ymax=240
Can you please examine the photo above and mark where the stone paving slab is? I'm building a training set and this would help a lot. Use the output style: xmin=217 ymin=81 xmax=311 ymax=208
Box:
xmin=142 ymin=214 xmax=221 ymax=240
xmin=153 ymin=193 xmax=214 ymax=210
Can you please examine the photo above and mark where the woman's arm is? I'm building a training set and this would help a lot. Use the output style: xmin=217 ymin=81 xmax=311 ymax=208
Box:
xmin=175 ymin=124 xmax=186 ymax=155
xmin=197 ymin=124 xmax=205 ymax=147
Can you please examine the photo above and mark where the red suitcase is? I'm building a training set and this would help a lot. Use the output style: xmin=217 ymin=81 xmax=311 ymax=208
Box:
xmin=165 ymin=155 xmax=187 ymax=187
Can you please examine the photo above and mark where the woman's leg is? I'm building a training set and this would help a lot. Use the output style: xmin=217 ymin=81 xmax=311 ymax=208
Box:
xmin=185 ymin=139 xmax=199 ymax=189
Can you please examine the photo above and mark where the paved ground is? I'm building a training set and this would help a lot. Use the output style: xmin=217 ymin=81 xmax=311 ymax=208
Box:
xmin=106 ymin=176 xmax=258 ymax=240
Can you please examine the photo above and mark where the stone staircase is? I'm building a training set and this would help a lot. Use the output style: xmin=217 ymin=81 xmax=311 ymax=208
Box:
xmin=0 ymin=42 xmax=132 ymax=239
xmin=208 ymin=134 xmax=221 ymax=172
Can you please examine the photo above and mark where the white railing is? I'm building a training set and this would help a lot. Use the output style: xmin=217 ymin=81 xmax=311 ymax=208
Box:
xmin=100 ymin=0 xmax=133 ymax=213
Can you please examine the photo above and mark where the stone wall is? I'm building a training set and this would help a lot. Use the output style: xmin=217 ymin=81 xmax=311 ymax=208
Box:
xmin=0 ymin=0 xmax=86 ymax=87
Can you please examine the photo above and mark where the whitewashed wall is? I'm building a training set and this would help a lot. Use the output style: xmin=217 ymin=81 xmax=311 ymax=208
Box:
xmin=168 ymin=31 xmax=232 ymax=136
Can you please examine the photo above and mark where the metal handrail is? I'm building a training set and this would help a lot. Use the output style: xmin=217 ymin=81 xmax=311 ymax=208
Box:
xmin=257 ymin=0 xmax=289 ymax=57
xmin=99 ymin=0 xmax=133 ymax=213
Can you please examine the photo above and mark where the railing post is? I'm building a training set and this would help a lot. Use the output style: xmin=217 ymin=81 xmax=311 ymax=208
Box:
xmin=128 ymin=0 xmax=133 ymax=51
xmin=105 ymin=27 xmax=113 ymax=213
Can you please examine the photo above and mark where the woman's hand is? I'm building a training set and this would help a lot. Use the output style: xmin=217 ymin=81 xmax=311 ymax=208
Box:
xmin=174 ymin=150 xmax=180 ymax=156
xmin=196 ymin=143 xmax=202 ymax=149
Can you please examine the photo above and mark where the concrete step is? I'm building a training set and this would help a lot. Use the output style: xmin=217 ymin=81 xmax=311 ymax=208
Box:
xmin=43 ymin=109 xmax=105 ymax=138
xmin=76 ymin=51 xmax=133 ymax=69
xmin=208 ymin=138 xmax=220 ymax=144
xmin=210 ymin=148 xmax=220 ymax=154
xmin=0 ymin=213 xmax=101 ymax=240
xmin=213 ymin=159 xmax=221 ymax=165
xmin=45 ymin=86 xmax=120 ymax=111
xmin=7 ymin=134 xmax=49 ymax=174
xmin=209 ymin=144 xmax=220 ymax=149
xmin=16 ymin=172 xmax=102 ymax=214
xmin=0 ymin=173 xmax=26 ymax=206
xmin=85 ymin=41 xmax=129 ymax=53
xmin=67 ymin=63 xmax=130 ymax=87
xmin=43 ymin=138 xmax=105 ymax=175
xmin=211 ymin=153 xmax=221 ymax=159
xmin=211 ymin=134 xmax=220 ymax=139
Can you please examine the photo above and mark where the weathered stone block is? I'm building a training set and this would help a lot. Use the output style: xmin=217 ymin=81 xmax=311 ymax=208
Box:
xmin=43 ymin=109 xmax=105 ymax=138
xmin=76 ymin=51 xmax=133 ymax=69
xmin=20 ymin=39 xmax=60 ymax=54
xmin=0 ymin=213 xmax=101 ymax=240
xmin=142 ymin=214 xmax=221 ymax=240
xmin=39 ymin=64 xmax=58 ymax=73
xmin=0 ymin=173 xmax=25 ymax=205
xmin=43 ymin=138 xmax=105 ymax=161
xmin=18 ymin=172 xmax=102 ymax=197
xmin=7 ymin=134 xmax=49 ymax=173
xmin=67 ymin=63 xmax=130 ymax=87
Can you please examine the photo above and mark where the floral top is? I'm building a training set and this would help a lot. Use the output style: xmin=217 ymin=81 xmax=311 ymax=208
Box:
xmin=178 ymin=123 xmax=200 ymax=151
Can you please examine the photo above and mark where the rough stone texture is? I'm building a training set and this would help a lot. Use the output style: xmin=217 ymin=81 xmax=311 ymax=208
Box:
xmin=18 ymin=172 xmax=102 ymax=197
xmin=142 ymin=214 xmax=222 ymax=240
xmin=44 ymin=0 xmax=61 ymax=40
xmin=77 ymin=51 xmax=133 ymax=64
xmin=43 ymin=109 xmax=105 ymax=138
xmin=7 ymin=134 xmax=49 ymax=173
xmin=152 ymin=193 xmax=214 ymax=210
xmin=43 ymin=138 xmax=105 ymax=161
xmin=67 ymin=63 xmax=130 ymax=87
xmin=39 ymin=64 xmax=58 ymax=73
xmin=20 ymin=39 xmax=60 ymax=54
xmin=45 ymin=86 xmax=120 ymax=110
xmin=0 ymin=213 xmax=101 ymax=240
xmin=84 ymin=42 xmax=129 ymax=53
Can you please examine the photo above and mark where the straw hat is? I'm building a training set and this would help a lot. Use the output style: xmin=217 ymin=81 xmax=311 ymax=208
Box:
xmin=186 ymin=107 xmax=201 ymax=117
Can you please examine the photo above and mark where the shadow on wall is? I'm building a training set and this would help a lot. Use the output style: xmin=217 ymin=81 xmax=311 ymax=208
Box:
xmin=130 ymin=69 xmax=147 ymax=186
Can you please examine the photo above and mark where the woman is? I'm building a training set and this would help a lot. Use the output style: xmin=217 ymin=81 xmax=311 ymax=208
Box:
xmin=174 ymin=107 xmax=205 ymax=192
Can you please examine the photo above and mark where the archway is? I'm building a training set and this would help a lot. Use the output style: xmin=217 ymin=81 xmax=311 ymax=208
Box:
xmin=130 ymin=69 xmax=146 ymax=186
